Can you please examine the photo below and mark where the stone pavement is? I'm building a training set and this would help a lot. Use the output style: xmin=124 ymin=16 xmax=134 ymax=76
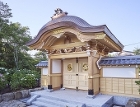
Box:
xmin=0 ymin=100 xmax=26 ymax=107
xmin=29 ymin=89 xmax=113 ymax=107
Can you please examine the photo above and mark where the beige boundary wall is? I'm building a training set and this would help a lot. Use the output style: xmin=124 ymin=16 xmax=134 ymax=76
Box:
xmin=41 ymin=75 xmax=49 ymax=87
xmin=100 ymin=77 xmax=140 ymax=98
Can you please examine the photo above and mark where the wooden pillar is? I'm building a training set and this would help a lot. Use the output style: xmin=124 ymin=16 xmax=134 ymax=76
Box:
xmin=61 ymin=59 xmax=63 ymax=88
xmin=92 ymin=54 xmax=100 ymax=95
xmin=48 ymin=57 xmax=52 ymax=89
xmin=88 ymin=56 xmax=93 ymax=95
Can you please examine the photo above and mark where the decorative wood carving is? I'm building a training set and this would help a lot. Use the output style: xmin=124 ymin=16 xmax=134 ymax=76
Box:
xmin=50 ymin=49 xmax=56 ymax=54
xmin=52 ymin=32 xmax=65 ymax=38
xmin=83 ymin=63 xmax=88 ymax=71
xmin=104 ymin=38 xmax=120 ymax=51
xmin=81 ymin=46 xmax=87 ymax=51
xmin=96 ymin=48 xmax=101 ymax=54
xmin=76 ymin=32 xmax=106 ymax=42
xmin=64 ymin=48 xmax=73 ymax=53
xmin=95 ymin=34 xmax=106 ymax=39
xmin=75 ymin=47 xmax=82 ymax=52
xmin=47 ymin=40 xmax=108 ymax=55
xmin=64 ymin=35 xmax=72 ymax=44
xmin=76 ymin=32 xmax=93 ymax=42
xmin=67 ymin=63 xmax=72 ymax=71
xmin=52 ymin=29 xmax=64 ymax=35
xmin=96 ymin=56 xmax=102 ymax=69
xmin=49 ymin=44 xmax=87 ymax=54
xmin=56 ymin=49 xmax=62 ymax=54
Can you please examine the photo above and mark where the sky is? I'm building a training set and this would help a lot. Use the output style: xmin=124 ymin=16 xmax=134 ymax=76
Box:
xmin=3 ymin=0 xmax=140 ymax=52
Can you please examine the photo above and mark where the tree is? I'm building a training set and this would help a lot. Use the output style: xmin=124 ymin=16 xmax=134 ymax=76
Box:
xmin=0 ymin=1 xmax=12 ymax=67
xmin=34 ymin=51 xmax=48 ymax=62
xmin=133 ymin=48 xmax=140 ymax=55
xmin=0 ymin=1 xmax=41 ymax=92
xmin=0 ymin=1 xmax=12 ymax=32
xmin=1 ymin=22 xmax=32 ymax=69
xmin=0 ymin=1 xmax=39 ymax=70
xmin=0 ymin=1 xmax=12 ymax=19
xmin=133 ymin=48 xmax=140 ymax=94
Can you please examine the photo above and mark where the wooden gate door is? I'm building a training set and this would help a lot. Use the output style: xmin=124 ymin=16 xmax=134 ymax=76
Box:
xmin=63 ymin=59 xmax=77 ymax=89
xmin=78 ymin=58 xmax=88 ymax=90
xmin=63 ymin=58 xmax=88 ymax=90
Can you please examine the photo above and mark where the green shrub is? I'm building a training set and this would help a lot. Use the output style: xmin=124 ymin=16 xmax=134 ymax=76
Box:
xmin=4 ymin=69 xmax=16 ymax=86
xmin=135 ymin=80 xmax=140 ymax=94
xmin=0 ymin=74 xmax=7 ymax=93
xmin=10 ymin=71 xmax=22 ymax=90
xmin=10 ymin=69 xmax=40 ymax=91
xmin=0 ymin=67 xmax=6 ymax=74
xmin=21 ymin=73 xmax=37 ymax=88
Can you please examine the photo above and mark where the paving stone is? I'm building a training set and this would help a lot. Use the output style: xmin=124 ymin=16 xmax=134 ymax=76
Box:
xmin=126 ymin=99 xmax=140 ymax=107
xmin=21 ymin=90 xmax=30 ymax=98
xmin=14 ymin=91 xmax=22 ymax=100
xmin=30 ymin=89 xmax=113 ymax=107
xmin=0 ymin=95 xmax=2 ymax=103
xmin=0 ymin=100 xmax=27 ymax=107
xmin=2 ymin=92 xmax=14 ymax=101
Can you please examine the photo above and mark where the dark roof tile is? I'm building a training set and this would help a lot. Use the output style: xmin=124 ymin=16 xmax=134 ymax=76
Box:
xmin=99 ymin=55 xmax=140 ymax=65
xmin=35 ymin=61 xmax=48 ymax=67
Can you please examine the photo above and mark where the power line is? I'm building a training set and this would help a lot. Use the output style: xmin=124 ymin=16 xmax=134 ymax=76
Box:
xmin=124 ymin=42 xmax=140 ymax=46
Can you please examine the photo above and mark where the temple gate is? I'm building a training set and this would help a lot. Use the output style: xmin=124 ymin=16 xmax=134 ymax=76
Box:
xmin=27 ymin=8 xmax=123 ymax=95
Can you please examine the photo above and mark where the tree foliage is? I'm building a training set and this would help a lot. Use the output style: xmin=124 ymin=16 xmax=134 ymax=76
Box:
xmin=0 ymin=69 xmax=40 ymax=92
xmin=0 ymin=21 xmax=34 ymax=69
xmin=0 ymin=1 xmax=46 ymax=92
xmin=133 ymin=48 xmax=140 ymax=55
xmin=10 ymin=69 xmax=40 ymax=90
xmin=133 ymin=48 xmax=140 ymax=94
xmin=0 ymin=1 xmax=12 ymax=18
xmin=34 ymin=51 xmax=48 ymax=62
xmin=0 ymin=1 xmax=47 ymax=70
xmin=0 ymin=1 xmax=40 ymax=70
xmin=0 ymin=1 xmax=11 ymax=67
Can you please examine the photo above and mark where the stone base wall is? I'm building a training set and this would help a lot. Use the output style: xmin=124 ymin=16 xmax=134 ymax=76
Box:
xmin=113 ymin=95 xmax=140 ymax=106
xmin=0 ymin=87 xmax=44 ymax=102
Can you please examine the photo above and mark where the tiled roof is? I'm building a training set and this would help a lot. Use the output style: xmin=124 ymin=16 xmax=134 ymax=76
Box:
xmin=26 ymin=14 xmax=123 ymax=49
xmin=99 ymin=55 xmax=140 ymax=66
xmin=35 ymin=61 xmax=48 ymax=67
xmin=40 ymin=16 xmax=92 ymax=31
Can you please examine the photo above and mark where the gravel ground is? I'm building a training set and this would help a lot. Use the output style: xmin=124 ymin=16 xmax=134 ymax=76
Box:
xmin=0 ymin=100 xmax=27 ymax=107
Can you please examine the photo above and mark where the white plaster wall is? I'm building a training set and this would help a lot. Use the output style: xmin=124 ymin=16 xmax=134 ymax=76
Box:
xmin=103 ymin=67 xmax=136 ymax=78
xmin=52 ymin=60 xmax=61 ymax=73
xmin=42 ymin=68 xmax=48 ymax=75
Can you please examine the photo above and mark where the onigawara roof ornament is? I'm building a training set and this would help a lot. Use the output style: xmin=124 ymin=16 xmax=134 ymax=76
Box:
xmin=51 ymin=8 xmax=68 ymax=20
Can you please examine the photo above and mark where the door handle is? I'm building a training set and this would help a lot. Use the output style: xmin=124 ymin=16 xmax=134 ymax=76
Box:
xmin=76 ymin=74 xmax=78 ymax=76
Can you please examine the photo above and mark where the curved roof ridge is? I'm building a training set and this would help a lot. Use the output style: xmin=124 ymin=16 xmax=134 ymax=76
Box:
xmin=26 ymin=10 xmax=124 ymax=50
xmin=40 ymin=15 xmax=93 ymax=31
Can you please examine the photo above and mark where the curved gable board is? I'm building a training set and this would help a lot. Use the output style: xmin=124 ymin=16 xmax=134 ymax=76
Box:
xmin=52 ymin=60 xmax=61 ymax=73
xmin=103 ymin=67 xmax=136 ymax=78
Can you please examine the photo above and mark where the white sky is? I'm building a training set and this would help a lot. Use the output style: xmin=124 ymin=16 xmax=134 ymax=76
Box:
xmin=4 ymin=0 xmax=140 ymax=52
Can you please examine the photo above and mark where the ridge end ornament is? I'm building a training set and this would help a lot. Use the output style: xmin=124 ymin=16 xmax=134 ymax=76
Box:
xmin=51 ymin=8 xmax=68 ymax=20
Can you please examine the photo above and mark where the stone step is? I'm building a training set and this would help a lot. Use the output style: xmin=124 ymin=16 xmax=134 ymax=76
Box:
xmin=32 ymin=101 xmax=60 ymax=107
xmin=27 ymin=105 xmax=39 ymax=107
xmin=37 ymin=97 xmax=85 ymax=107
xmin=38 ymin=94 xmax=85 ymax=105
